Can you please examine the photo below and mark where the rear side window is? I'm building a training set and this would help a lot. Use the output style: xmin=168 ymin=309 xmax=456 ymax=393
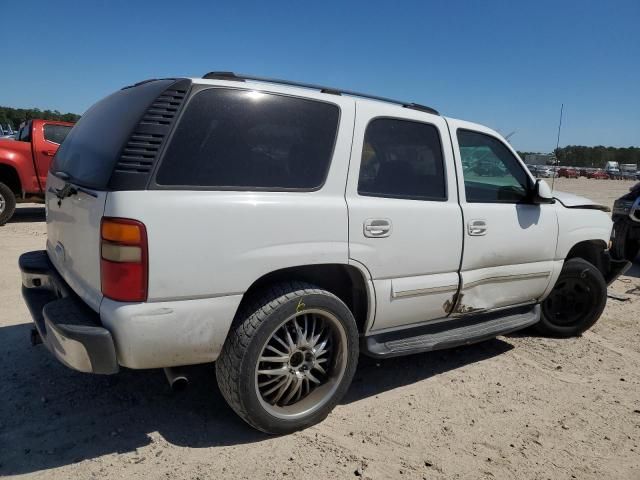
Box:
xmin=357 ymin=118 xmax=446 ymax=201
xmin=43 ymin=124 xmax=72 ymax=144
xmin=155 ymin=89 xmax=340 ymax=189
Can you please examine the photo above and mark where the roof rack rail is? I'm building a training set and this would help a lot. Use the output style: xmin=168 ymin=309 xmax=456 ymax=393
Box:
xmin=202 ymin=71 xmax=439 ymax=115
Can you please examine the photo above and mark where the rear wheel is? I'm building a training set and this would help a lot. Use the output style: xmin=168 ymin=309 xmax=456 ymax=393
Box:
xmin=0 ymin=182 xmax=17 ymax=226
xmin=216 ymin=282 xmax=359 ymax=434
xmin=536 ymin=258 xmax=607 ymax=337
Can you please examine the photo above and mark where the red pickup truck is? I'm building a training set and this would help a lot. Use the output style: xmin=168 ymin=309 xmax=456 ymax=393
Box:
xmin=0 ymin=119 xmax=74 ymax=225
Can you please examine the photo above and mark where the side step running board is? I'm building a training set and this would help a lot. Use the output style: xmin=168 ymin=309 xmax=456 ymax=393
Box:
xmin=363 ymin=305 xmax=540 ymax=358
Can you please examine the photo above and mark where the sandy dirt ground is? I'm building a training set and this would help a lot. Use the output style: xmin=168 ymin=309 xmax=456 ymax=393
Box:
xmin=1 ymin=178 xmax=639 ymax=480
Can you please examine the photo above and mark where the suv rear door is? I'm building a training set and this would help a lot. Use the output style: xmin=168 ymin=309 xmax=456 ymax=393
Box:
xmin=346 ymin=102 xmax=463 ymax=331
xmin=448 ymin=118 xmax=559 ymax=313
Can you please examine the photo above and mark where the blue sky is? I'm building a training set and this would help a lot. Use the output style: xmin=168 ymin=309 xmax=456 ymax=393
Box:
xmin=1 ymin=0 xmax=638 ymax=152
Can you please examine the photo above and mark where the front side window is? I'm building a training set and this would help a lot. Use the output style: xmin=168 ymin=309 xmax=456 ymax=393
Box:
xmin=156 ymin=89 xmax=340 ymax=189
xmin=357 ymin=118 xmax=446 ymax=201
xmin=457 ymin=129 xmax=531 ymax=203
xmin=43 ymin=124 xmax=72 ymax=145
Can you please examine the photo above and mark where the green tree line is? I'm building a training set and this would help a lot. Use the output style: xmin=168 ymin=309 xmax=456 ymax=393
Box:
xmin=518 ymin=146 xmax=640 ymax=168
xmin=554 ymin=146 xmax=640 ymax=168
xmin=0 ymin=106 xmax=80 ymax=130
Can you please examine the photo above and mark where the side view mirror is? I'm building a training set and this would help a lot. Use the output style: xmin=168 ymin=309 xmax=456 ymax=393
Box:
xmin=533 ymin=179 xmax=555 ymax=204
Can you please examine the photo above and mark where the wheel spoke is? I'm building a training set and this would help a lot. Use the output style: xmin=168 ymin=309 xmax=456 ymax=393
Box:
xmin=294 ymin=318 xmax=305 ymax=345
xmin=315 ymin=335 xmax=331 ymax=357
xmin=282 ymin=376 xmax=302 ymax=405
xmin=313 ymin=362 xmax=327 ymax=375
xmin=302 ymin=314 xmax=309 ymax=341
xmin=262 ymin=375 xmax=290 ymax=396
xmin=259 ymin=355 xmax=290 ymax=363
xmin=271 ymin=375 xmax=294 ymax=404
xmin=303 ymin=378 xmax=310 ymax=397
xmin=272 ymin=331 xmax=290 ymax=352
xmin=311 ymin=325 xmax=327 ymax=347
xmin=307 ymin=370 xmax=322 ymax=385
xmin=257 ymin=367 xmax=289 ymax=376
xmin=284 ymin=327 xmax=296 ymax=349
xmin=258 ymin=376 xmax=283 ymax=388
xmin=265 ymin=344 xmax=288 ymax=356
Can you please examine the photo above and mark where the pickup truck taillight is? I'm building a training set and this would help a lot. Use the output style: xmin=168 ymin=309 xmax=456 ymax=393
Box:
xmin=100 ymin=218 xmax=148 ymax=302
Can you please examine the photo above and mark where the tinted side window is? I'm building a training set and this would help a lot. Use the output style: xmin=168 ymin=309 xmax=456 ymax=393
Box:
xmin=357 ymin=118 xmax=446 ymax=201
xmin=156 ymin=89 xmax=340 ymax=189
xmin=17 ymin=121 xmax=32 ymax=142
xmin=43 ymin=124 xmax=72 ymax=144
xmin=457 ymin=129 xmax=531 ymax=203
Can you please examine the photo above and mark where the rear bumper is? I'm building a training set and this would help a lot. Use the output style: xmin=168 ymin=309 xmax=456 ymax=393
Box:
xmin=20 ymin=250 xmax=243 ymax=371
xmin=20 ymin=250 xmax=119 ymax=374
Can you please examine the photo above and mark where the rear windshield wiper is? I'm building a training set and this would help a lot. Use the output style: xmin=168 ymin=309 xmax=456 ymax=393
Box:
xmin=52 ymin=183 xmax=77 ymax=201
xmin=49 ymin=172 xmax=98 ymax=201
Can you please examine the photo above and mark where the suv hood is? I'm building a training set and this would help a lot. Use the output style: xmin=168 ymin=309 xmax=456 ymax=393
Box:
xmin=553 ymin=190 xmax=610 ymax=212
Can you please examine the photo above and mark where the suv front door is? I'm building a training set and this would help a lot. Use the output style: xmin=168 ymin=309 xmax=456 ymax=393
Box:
xmin=449 ymin=119 xmax=559 ymax=314
xmin=346 ymin=103 xmax=463 ymax=332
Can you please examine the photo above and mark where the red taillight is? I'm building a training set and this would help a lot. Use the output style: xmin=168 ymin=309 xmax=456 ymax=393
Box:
xmin=100 ymin=218 xmax=148 ymax=302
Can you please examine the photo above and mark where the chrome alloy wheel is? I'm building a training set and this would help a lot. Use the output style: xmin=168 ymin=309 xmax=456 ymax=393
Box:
xmin=254 ymin=308 xmax=348 ymax=420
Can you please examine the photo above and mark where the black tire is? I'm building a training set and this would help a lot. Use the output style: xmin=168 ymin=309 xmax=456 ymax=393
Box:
xmin=215 ymin=281 xmax=359 ymax=434
xmin=0 ymin=182 xmax=17 ymax=226
xmin=536 ymin=258 xmax=607 ymax=337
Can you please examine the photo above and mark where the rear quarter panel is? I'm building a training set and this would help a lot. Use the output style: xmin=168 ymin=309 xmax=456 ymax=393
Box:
xmin=104 ymin=190 xmax=350 ymax=301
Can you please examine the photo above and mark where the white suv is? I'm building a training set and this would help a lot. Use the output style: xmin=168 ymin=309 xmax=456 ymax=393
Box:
xmin=20 ymin=73 xmax=630 ymax=434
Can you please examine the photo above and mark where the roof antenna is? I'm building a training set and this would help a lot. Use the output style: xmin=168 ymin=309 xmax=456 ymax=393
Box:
xmin=551 ymin=103 xmax=564 ymax=193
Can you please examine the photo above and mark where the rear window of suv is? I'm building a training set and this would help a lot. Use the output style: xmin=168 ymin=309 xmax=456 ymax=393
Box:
xmin=155 ymin=88 xmax=340 ymax=190
xmin=51 ymin=79 xmax=175 ymax=189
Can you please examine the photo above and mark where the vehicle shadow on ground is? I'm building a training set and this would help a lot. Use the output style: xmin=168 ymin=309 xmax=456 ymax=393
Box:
xmin=8 ymin=206 xmax=46 ymax=223
xmin=0 ymin=321 xmax=511 ymax=475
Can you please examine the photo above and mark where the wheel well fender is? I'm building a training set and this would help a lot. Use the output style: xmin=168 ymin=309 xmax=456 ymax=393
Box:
xmin=237 ymin=264 xmax=371 ymax=334
xmin=565 ymin=240 xmax=608 ymax=275
xmin=0 ymin=163 xmax=22 ymax=194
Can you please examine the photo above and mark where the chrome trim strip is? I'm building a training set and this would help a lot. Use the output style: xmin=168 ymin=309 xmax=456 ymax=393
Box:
xmin=392 ymin=284 xmax=458 ymax=299
xmin=463 ymin=271 xmax=550 ymax=290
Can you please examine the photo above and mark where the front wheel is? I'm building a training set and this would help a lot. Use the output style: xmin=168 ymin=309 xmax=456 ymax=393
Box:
xmin=0 ymin=182 xmax=17 ymax=226
xmin=536 ymin=258 xmax=607 ymax=337
xmin=216 ymin=282 xmax=359 ymax=434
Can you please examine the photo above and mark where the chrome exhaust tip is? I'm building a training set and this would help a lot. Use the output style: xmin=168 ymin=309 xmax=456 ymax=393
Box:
xmin=164 ymin=367 xmax=189 ymax=392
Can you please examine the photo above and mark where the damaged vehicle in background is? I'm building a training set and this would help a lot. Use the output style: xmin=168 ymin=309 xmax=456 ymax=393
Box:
xmin=612 ymin=182 xmax=640 ymax=262
xmin=19 ymin=72 xmax=631 ymax=434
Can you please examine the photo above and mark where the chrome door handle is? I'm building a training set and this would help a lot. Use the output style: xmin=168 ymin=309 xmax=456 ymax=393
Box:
xmin=468 ymin=219 xmax=487 ymax=236
xmin=364 ymin=218 xmax=392 ymax=237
